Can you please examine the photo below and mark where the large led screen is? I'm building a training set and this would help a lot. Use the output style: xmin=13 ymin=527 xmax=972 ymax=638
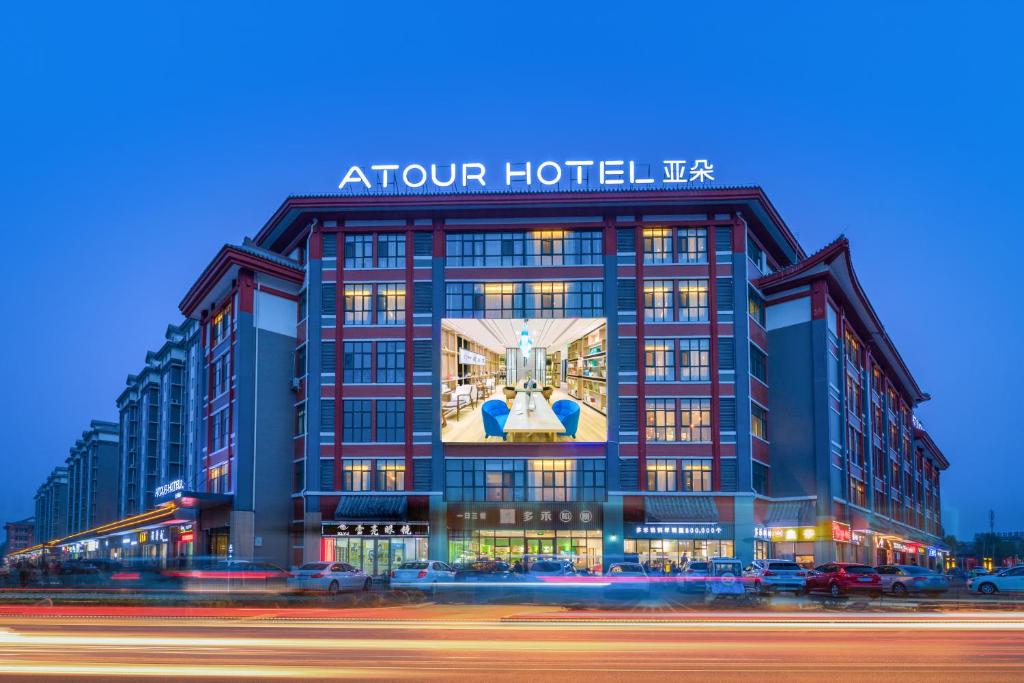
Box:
xmin=441 ymin=318 xmax=608 ymax=443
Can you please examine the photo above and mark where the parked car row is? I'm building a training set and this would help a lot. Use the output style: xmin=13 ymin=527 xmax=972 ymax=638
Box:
xmin=15 ymin=555 xmax=1020 ymax=600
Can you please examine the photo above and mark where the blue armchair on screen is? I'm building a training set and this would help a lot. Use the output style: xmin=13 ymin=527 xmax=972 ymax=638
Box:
xmin=481 ymin=400 xmax=510 ymax=440
xmin=552 ymin=400 xmax=581 ymax=439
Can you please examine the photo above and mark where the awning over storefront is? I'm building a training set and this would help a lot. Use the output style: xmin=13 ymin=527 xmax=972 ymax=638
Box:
xmin=644 ymin=496 xmax=718 ymax=523
xmin=765 ymin=500 xmax=816 ymax=527
xmin=335 ymin=495 xmax=408 ymax=521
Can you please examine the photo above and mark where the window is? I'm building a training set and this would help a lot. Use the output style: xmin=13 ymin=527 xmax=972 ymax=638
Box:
xmin=848 ymin=424 xmax=864 ymax=468
xmin=748 ymin=287 xmax=766 ymax=326
xmin=376 ymin=284 xmax=406 ymax=324
xmin=747 ymin=234 xmax=765 ymax=271
xmin=643 ymin=228 xmax=673 ymax=264
xmin=646 ymin=459 xmax=677 ymax=491
xmin=344 ymin=235 xmax=372 ymax=269
xmin=753 ymin=462 xmax=769 ymax=495
xmin=445 ymin=280 xmax=603 ymax=318
xmin=212 ymin=409 xmax=229 ymax=450
xmin=524 ymin=280 xmax=603 ymax=318
xmin=679 ymin=338 xmax=710 ymax=381
xmin=376 ymin=459 xmax=406 ymax=491
xmin=342 ymin=459 xmax=371 ymax=491
xmin=677 ymin=227 xmax=708 ymax=264
xmin=444 ymin=459 xmax=604 ymax=502
xmin=377 ymin=234 xmax=406 ymax=268
xmin=212 ymin=304 xmax=232 ymax=345
xmin=678 ymin=280 xmax=709 ymax=322
xmin=751 ymin=403 xmax=768 ymax=440
xmin=645 ymin=339 xmax=675 ymax=381
xmin=679 ymin=399 xmax=712 ymax=442
xmin=375 ymin=399 xmax=405 ymax=442
xmin=208 ymin=463 xmax=228 ymax=493
xmin=682 ymin=459 xmax=712 ymax=492
xmin=844 ymin=329 xmax=862 ymax=367
xmin=296 ymin=403 xmax=306 ymax=436
xmin=445 ymin=230 xmax=602 ymax=267
xmin=528 ymin=458 xmax=577 ymax=501
xmin=850 ymin=476 xmax=867 ymax=507
xmin=644 ymin=280 xmax=674 ymax=322
xmin=482 ymin=282 xmax=520 ymax=318
xmin=214 ymin=355 xmax=229 ymax=395
xmin=342 ymin=400 xmax=371 ymax=442
xmin=298 ymin=289 xmax=307 ymax=321
xmin=645 ymin=399 xmax=676 ymax=442
xmin=295 ymin=345 xmax=306 ymax=378
xmin=750 ymin=344 xmax=767 ymax=384
xmin=376 ymin=341 xmax=405 ymax=383
xmin=344 ymin=284 xmax=372 ymax=325
xmin=342 ymin=342 xmax=371 ymax=383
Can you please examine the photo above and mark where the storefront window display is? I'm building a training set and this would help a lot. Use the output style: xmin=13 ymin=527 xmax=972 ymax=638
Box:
xmin=625 ymin=539 xmax=734 ymax=570
xmin=322 ymin=522 xmax=429 ymax=577
xmin=448 ymin=529 xmax=603 ymax=571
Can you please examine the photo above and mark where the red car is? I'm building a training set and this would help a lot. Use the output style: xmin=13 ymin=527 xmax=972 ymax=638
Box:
xmin=804 ymin=562 xmax=881 ymax=597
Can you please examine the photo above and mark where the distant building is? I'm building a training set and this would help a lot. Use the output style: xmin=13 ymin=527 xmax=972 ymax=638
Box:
xmin=117 ymin=322 xmax=202 ymax=518
xmin=65 ymin=420 xmax=120 ymax=534
xmin=4 ymin=518 xmax=35 ymax=553
xmin=34 ymin=467 xmax=69 ymax=543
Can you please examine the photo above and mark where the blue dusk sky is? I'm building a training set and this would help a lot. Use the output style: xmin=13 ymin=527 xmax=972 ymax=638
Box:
xmin=1 ymin=2 xmax=1020 ymax=539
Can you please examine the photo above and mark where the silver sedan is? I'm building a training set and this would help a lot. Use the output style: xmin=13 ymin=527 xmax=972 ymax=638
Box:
xmin=875 ymin=564 xmax=950 ymax=596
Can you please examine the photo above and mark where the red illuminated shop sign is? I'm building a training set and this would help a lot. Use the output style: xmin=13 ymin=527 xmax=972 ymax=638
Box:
xmin=831 ymin=521 xmax=852 ymax=543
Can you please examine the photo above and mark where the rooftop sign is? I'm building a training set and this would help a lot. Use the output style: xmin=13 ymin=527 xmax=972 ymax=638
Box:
xmin=337 ymin=159 xmax=715 ymax=192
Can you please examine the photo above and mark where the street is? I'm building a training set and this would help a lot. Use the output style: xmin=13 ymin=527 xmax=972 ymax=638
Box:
xmin=0 ymin=604 xmax=1022 ymax=681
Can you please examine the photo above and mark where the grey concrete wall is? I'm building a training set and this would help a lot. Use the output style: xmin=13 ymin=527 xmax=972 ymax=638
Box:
xmin=251 ymin=327 xmax=298 ymax=566
xmin=765 ymin=321 xmax=819 ymax=498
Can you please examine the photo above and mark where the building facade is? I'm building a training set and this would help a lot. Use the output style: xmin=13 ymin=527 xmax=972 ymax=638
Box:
xmin=14 ymin=187 xmax=951 ymax=573
xmin=33 ymin=467 xmax=68 ymax=544
xmin=4 ymin=518 xmax=35 ymax=554
xmin=65 ymin=420 xmax=120 ymax=534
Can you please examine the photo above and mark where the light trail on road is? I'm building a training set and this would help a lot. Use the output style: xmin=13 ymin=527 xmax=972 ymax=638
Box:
xmin=0 ymin=606 xmax=1021 ymax=681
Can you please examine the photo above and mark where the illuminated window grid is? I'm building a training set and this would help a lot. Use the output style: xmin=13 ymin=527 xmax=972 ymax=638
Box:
xmin=645 ymin=339 xmax=675 ymax=382
xmin=342 ymin=459 xmax=371 ymax=491
xmin=375 ymin=283 xmax=406 ymax=325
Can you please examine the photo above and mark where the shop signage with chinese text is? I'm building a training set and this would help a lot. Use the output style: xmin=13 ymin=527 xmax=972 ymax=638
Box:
xmin=447 ymin=504 xmax=601 ymax=531
xmin=831 ymin=521 xmax=853 ymax=543
xmin=633 ymin=524 xmax=723 ymax=539
xmin=755 ymin=526 xmax=817 ymax=542
xmin=322 ymin=522 xmax=429 ymax=537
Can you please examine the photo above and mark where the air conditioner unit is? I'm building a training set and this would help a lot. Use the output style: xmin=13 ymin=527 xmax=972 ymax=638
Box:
xmin=291 ymin=378 xmax=301 ymax=391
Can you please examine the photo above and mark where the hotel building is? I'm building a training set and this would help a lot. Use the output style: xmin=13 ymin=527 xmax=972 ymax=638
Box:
xmin=15 ymin=187 xmax=950 ymax=572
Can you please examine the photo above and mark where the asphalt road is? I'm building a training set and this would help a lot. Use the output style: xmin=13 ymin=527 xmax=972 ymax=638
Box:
xmin=0 ymin=605 xmax=1022 ymax=681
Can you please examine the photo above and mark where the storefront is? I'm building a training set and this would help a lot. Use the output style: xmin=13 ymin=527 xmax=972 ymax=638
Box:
xmin=754 ymin=525 xmax=818 ymax=567
xmin=321 ymin=521 xmax=429 ymax=578
xmin=626 ymin=524 xmax=734 ymax=570
xmin=446 ymin=502 xmax=603 ymax=571
xmin=829 ymin=521 xmax=871 ymax=564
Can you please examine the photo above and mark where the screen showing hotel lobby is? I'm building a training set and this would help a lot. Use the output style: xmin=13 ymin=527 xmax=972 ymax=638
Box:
xmin=440 ymin=318 xmax=608 ymax=443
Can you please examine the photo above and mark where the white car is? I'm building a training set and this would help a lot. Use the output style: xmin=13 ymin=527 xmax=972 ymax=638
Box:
xmin=968 ymin=565 xmax=1024 ymax=595
xmin=287 ymin=562 xmax=371 ymax=594
xmin=390 ymin=560 xmax=455 ymax=589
